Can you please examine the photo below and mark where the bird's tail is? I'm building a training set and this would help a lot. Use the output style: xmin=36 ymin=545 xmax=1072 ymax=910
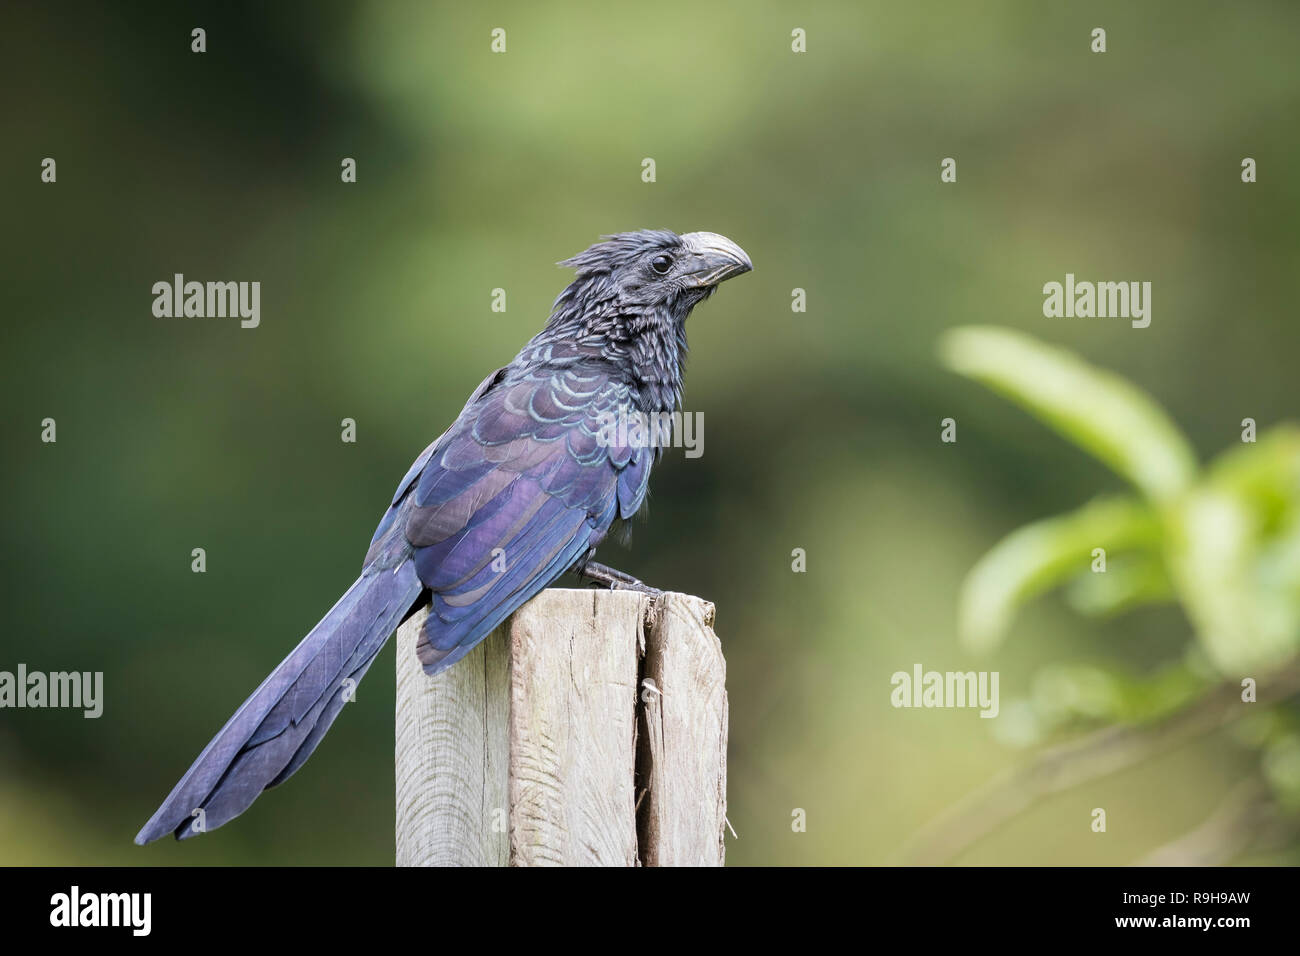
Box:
xmin=134 ymin=561 xmax=424 ymax=843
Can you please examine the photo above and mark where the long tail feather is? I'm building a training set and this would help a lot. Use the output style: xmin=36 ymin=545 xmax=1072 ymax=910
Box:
xmin=134 ymin=562 xmax=423 ymax=843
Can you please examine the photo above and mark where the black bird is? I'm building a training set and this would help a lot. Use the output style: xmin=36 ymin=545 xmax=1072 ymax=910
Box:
xmin=136 ymin=229 xmax=752 ymax=843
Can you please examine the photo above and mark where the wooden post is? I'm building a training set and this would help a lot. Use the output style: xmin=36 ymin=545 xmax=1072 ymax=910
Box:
xmin=395 ymin=588 xmax=727 ymax=866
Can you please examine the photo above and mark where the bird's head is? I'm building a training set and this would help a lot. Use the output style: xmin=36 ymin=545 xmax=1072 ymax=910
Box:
xmin=553 ymin=229 xmax=752 ymax=328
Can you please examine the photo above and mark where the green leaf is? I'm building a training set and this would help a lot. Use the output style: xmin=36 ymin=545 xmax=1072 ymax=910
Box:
xmin=1205 ymin=425 xmax=1300 ymax=527
xmin=940 ymin=326 xmax=1197 ymax=502
xmin=958 ymin=496 xmax=1160 ymax=653
xmin=1064 ymin=551 xmax=1174 ymax=617
xmin=1031 ymin=661 xmax=1205 ymax=726
xmin=1169 ymin=428 xmax=1300 ymax=674
xmin=1167 ymin=487 xmax=1300 ymax=674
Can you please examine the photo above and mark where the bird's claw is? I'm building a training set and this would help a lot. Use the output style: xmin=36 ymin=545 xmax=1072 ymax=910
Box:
xmin=576 ymin=561 xmax=663 ymax=596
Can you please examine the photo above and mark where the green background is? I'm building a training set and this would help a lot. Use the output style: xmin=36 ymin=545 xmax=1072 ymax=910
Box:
xmin=2 ymin=1 xmax=1298 ymax=864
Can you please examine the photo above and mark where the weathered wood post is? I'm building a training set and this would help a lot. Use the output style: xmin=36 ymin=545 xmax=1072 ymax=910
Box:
xmin=395 ymin=588 xmax=728 ymax=866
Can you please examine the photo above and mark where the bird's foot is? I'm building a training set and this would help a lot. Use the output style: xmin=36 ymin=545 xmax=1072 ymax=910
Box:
xmin=576 ymin=561 xmax=662 ymax=596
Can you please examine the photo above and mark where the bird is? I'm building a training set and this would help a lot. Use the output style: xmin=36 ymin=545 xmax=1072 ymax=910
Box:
xmin=135 ymin=229 xmax=752 ymax=843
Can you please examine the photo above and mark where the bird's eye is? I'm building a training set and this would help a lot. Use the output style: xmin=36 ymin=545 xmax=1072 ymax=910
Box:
xmin=650 ymin=254 xmax=674 ymax=275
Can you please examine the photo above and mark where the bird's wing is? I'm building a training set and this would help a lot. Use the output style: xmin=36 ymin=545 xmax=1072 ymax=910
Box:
xmin=401 ymin=363 xmax=651 ymax=673
xmin=364 ymin=365 xmax=508 ymax=568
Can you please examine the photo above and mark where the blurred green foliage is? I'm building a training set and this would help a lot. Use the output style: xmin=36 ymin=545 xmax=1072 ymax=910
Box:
xmin=2 ymin=1 xmax=1299 ymax=864
xmin=944 ymin=326 xmax=1300 ymax=843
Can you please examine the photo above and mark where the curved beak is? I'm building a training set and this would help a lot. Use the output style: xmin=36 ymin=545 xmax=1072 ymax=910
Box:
xmin=678 ymin=232 xmax=753 ymax=288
